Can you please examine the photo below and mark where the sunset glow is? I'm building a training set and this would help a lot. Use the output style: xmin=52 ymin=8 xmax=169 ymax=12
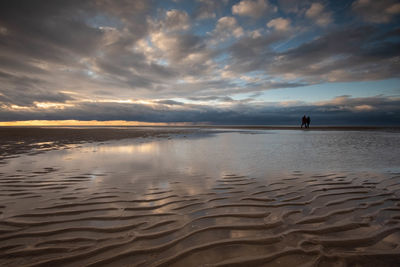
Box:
xmin=0 ymin=120 xmax=177 ymax=127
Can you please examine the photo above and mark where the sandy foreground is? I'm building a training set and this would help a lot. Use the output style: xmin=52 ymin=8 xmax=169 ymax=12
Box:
xmin=0 ymin=127 xmax=400 ymax=266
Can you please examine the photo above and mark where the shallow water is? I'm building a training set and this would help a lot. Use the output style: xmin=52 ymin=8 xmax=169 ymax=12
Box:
xmin=3 ymin=129 xmax=400 ymax=177
xmin=0 ymin=129 xmax=400 ymax=266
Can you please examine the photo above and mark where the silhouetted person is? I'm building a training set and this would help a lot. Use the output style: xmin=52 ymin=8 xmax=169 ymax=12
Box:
xmin=301 ymin=115 xmax=307 ymax=128
xmin=306 ymin=116 xmax=311 ymax=128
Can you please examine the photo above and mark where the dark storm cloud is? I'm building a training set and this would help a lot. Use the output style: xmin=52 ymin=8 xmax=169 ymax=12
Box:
xmin=0 ymin=0 xmax=156 ymax=107
xmin=1 ymin=95 xmax=399 ymax=125
xmin=0 ymin=91 xmax=73 ymax=107
xmin=0 ymin=1 xmax=105 ymax=65
xmin=157 ymin=100 xmax=184 ymax=105
xmin=187 ymin=96 xmax=235 ymax=102
xmin=0 ymin=71 xmax=73 ymax=106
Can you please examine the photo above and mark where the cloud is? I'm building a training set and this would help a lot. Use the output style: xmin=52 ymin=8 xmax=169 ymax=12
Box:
xmin=193 ymin=0 xmax=228 ymax=20
xmin=0 ymin=0 xmax=151 ymax=63
xmin=0 ymin=0 xmax=399 ymax=125
xmin=187 ymin=96 xmax=235 ymax=102
xmin=314 ymin=95 xmax=400 ymax=118
xmin=232 ymin=0 xmax=276 ymax=18
xmin=225 ymin=25 xmax=400 ymax=84
xmin=212 ymin=16 xmax=244 ymax=41
xmin=352 ymin=0 xmax=400 ymax=23
xmin=387 ymin=3 xmax=400 ymax=14
xmin=277 ymin=0 xmax=311 ymax=14
xmin=0 ymin=70 xmax=75 ymax=107
xmin=157 ymin=99 xmax=184 ymax=105
xmin=162 ymin=9 xmax=190 ymax=32
xmin=1 ymin=95 xmax=398 ymax=125
xmin=267 ymin=18 xmax=291 ymax=31
xmin=305 ymin=3 xmax=333 ymax=26
xmin=149 ymin=31 xmax=211 ymax=68
xmin=225 ymin=31 xmax=287 ymax=73
xmin=0 ymin=0 xmax=157 ymax=107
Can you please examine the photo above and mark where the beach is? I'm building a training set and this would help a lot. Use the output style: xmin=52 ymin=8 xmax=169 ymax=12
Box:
xmin=0 ymin=127 xmax=400 ymax=266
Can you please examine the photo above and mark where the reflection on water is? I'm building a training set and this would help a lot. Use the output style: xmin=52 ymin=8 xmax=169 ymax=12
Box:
xmin=2 ymin=130 xmax=400 ymax=180
xmin=95 ymin=141 xmax=160 ymax=154
xmin=1 ymin=129 xmax=399 ymax=202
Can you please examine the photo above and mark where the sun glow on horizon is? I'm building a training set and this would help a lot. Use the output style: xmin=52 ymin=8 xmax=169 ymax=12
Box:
xmin=0 ymin=120 xmax=190 ymax=127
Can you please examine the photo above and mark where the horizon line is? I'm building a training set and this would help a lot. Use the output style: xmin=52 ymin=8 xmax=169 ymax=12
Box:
xmin=0 ymin=120 xmax=399 ymax=128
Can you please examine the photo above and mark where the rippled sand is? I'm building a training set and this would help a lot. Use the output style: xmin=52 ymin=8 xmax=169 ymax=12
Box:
xmin=1 ymin=127 xmax=400 ymax=266
xmin=1 ymin=168 xmax=400 ymax=266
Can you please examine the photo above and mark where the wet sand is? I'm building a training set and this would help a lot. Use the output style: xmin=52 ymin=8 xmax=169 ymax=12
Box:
xmin=1 ymin=126 xmax=398 ymax=163
xmin=186 ymin=125 xmax=400 ymax=131
xmin=0 ymin=128 xmax=400 ymax=266
xmin=0 ymin=127 xmax=198 ymax=163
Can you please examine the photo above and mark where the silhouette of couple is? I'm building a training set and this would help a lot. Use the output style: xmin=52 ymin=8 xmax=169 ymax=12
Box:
xmin=301 ymin=115 xmax=311 ymax=128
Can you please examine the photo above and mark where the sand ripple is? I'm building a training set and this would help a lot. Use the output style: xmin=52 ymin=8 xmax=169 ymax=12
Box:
xmin=1 ymin=170 xmax=400 ymax=266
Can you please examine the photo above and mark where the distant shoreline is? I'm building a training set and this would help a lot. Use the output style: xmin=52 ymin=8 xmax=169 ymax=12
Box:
xmin=1 ymin=125 xmax=399 ymax=131
xmin=180 ymin=125 xmax=400 ymax=131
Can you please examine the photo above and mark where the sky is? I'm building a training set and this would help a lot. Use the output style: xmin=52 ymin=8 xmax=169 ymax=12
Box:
xmin=0 ymin=0 xmax=399 ymax=125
